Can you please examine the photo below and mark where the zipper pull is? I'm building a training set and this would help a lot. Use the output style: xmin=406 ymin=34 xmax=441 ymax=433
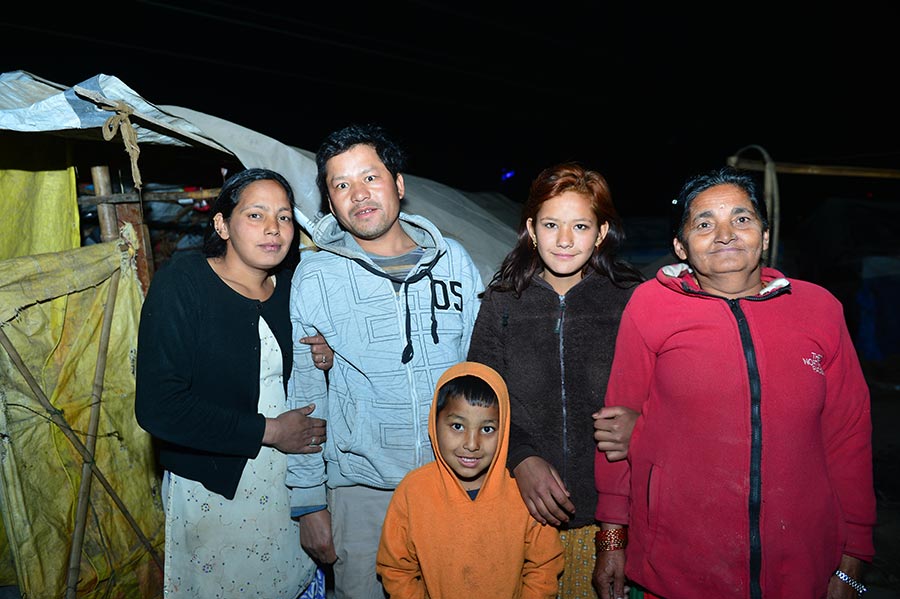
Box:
xmin=555 ymin=297 xmax=565 ymax=334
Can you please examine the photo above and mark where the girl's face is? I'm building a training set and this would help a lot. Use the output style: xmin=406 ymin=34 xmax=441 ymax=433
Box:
xmin=526 ymin=190 xmax=609 ymax=295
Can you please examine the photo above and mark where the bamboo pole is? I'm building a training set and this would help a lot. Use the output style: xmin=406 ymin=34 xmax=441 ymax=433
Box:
xmin=91 ymin=166 xmax=118 ymax=243
xmin=726 ymin=157 xmax=900 ymax=180
xmin=89 ymin=164 xmax=154 ymax=294
xmin=0 ymin=324 xmax=164 ymax=574
xmin=65 ymin=269 xmax=120 ymax=599
xmin=78 ymin=188 xmax=220 ymax=207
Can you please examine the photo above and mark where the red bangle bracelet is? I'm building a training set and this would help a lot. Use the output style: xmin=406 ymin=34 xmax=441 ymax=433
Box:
xmin=595 ymin=528 xmax=627 ymax=551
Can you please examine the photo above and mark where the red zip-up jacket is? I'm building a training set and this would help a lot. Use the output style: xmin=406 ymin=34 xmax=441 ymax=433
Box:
xmin=595 ymin=264 xmax=876 ymax=599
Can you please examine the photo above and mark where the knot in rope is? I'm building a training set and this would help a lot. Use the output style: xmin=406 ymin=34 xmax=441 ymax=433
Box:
xmin=101 ymin=101 xmax=143 ymax=190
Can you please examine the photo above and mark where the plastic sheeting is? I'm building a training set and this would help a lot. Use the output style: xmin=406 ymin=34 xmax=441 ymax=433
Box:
xmin=0 ymin=143 xmax=80 ymax=260
xmin=0 ymin=71 xmax=229 ymax=153
xmin=0 ymin=226 xmax=164 ymax=598
xmin=161 ymin=105 xmax=519 ymax=284
xmin=1 ymin=70 xmax=519 ymax=285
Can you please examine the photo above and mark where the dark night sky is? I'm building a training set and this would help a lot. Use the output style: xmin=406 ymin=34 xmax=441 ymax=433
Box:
xmin=2 ymin=1 xmax=899 ymax=219
xmin=2 ymin=3 xmax=900 ymax=358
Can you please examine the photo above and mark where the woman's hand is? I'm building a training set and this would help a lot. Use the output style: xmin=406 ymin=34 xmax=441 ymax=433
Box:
xmin=512 ymin=456 xmax=574 ymax=526
xmin=263 ymin=404 xmax=326 ymax=453
xmin=593 ymin=545 xmax=626 ymax=599
xmin=827 ymin=555 xmax=866 ymax=599
xmin=301 ymin=333 xmax=334 ymax=371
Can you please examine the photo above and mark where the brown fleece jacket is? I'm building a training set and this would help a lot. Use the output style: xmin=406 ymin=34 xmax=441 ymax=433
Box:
xmin=467 ymin=273 xmax=636 ymax=529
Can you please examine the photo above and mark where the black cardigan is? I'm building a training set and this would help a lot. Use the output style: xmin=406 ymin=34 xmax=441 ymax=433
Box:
xmin=467 ymin=272 xmax=636 ymax=529
xmin=134 ymin=252 xmax=293 ymax=499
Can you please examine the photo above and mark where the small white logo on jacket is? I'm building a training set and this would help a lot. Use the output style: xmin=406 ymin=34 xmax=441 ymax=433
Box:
xmin=802 ymin=352 xmax=825 ymax=375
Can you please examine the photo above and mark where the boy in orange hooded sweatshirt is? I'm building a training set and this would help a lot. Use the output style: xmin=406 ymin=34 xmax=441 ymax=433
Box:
xmin=376 ymin=361 xmax=564 ymax=598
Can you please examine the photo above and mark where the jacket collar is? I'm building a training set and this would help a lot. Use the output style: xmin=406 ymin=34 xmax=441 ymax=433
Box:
xmin=658 ymin=262 xmax=791 ymax=299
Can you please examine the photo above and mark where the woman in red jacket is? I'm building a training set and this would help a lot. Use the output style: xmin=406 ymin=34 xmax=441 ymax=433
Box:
xmin=593 ymin=166 xmax=876 ymax=599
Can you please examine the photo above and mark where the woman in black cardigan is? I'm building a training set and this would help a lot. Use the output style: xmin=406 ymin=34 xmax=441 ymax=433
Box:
xmin=135 ymin=168 xmax=327 ymax=598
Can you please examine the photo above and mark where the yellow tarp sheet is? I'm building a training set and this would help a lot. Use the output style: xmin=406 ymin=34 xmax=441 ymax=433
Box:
xmin=0 ymin=226 xmax=164 ymax=598
xmin=0 ymin=133 xmax=81 ymax=261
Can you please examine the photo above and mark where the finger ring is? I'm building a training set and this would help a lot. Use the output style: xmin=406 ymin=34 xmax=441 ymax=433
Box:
xmin=321 ymin=355 xmax=327 ymax=364
xmin=310 ymin=436 xmax=317 ymax=446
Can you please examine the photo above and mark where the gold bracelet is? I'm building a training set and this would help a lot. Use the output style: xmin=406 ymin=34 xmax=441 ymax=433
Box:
xmin=595 ymin=528 xmax=627 ymax=551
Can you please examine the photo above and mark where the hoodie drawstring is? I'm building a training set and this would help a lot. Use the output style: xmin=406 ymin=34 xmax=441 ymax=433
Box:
xmin=400 ymin=267 xmax=439 ymax=363
xmin=352 ymin=252 xmax=444 ymax=363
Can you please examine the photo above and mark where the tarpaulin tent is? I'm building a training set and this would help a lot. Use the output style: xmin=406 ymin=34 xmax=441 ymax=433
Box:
xmin=0 ymin=228 xmax=164 ymax=599
xmin=0 ymin=69 xmax=518 ymax=598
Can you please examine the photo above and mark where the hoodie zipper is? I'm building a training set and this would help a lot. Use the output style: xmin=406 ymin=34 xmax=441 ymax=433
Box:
xmin=556 ymin=295 xmax=568 ymax=484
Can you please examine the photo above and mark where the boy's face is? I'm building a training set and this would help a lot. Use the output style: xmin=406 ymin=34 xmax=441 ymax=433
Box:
xmin=435 ymin=395 xmax=500 ymax=491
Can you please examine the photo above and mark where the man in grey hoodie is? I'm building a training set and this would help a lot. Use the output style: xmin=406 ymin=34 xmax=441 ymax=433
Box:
xmin=286 ymin=123 xmax=483 ymax=599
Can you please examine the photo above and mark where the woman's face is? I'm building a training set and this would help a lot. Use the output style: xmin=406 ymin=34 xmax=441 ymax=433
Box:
xmin=526 ymin=190 xmax=608 ymax=295
xmin=673 ymin=183 xmax=769 ymax=295
xmin=216 ymin=179 xmax=295 ymax=272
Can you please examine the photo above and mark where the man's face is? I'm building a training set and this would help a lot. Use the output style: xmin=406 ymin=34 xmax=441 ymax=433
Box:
xmin=325 ymin=143 xmax=404 ymax=243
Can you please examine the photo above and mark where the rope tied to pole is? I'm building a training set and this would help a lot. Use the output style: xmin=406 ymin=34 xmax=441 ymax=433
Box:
xmin=100 ymin=101 xmax=143 ymax=190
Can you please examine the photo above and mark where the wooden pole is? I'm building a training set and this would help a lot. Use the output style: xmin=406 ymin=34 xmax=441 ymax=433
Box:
xmin=91 ymin=166 xmax=118 ymax=243
xmin=116 ymin=202 xmax=154 ymax=295
xmin=726 ymin=157 xmax=900 ymax=180
xmin=89 ymin=165 xmax=154 ymax=294
xmin=65 ymin=270 xmax=120 ymax=599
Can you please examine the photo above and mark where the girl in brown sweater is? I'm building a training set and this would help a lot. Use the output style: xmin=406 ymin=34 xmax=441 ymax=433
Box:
xmin=467 ymin=162 xmax=644 ymax=598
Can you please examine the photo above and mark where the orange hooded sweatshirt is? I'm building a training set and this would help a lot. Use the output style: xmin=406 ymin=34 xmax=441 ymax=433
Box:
xmin=376 ymin=361 xmax=564 ymax=599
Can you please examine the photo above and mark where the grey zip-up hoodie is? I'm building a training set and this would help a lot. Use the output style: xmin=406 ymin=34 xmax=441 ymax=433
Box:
xmin=286 ymin=212 xmax=484 ymax=509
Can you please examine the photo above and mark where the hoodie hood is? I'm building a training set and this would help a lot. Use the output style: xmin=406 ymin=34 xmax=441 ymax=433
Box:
xmin=429 ymin=361 xmax=510 ymax=500
xmin=377 ymin=362 xmax=564 ymax=597
xmin=309 ymin=211 xmax=446 ymax=259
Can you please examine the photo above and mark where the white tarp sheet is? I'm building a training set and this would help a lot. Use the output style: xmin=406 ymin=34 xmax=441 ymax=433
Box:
xmin=1 ymin=70 xmax=518 ymax=283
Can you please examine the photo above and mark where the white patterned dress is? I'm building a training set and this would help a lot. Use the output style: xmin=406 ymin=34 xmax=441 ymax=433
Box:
xmin=162 ymin=317 xmax=318 ymax=598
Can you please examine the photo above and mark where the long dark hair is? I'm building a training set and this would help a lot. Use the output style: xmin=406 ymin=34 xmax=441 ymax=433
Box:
xmin=486 ymin=162 xmax=644 ymax=296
